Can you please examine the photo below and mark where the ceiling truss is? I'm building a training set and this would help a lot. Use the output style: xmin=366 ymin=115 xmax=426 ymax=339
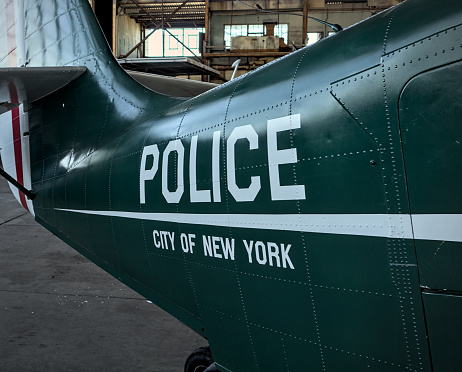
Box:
xmin=118 ymin=1 xmax=206 ymax=29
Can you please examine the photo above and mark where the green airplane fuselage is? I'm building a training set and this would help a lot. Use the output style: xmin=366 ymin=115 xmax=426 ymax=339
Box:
xmin=1 ymin=0 xmax=461 ymax=371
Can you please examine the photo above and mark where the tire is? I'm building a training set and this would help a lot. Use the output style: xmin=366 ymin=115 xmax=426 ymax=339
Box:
xmin=184 ymin=346 xmax=214 ymax=372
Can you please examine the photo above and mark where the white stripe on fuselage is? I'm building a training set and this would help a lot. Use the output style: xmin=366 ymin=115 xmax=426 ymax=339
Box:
xmin=54 ymin=209 xmax=462 ymax=242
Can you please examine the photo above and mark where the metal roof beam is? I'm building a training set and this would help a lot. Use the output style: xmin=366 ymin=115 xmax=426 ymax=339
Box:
xmin=119 ymin=0 xmax=187 ymax=58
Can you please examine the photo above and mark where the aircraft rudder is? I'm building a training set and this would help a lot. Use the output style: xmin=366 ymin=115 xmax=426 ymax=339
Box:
xmin=0 ymin=104 xmax=35 ymax=214
xmin=23 ymin=0 xmax=114 ymax=69
xmin=0 ymin=0 xmax=26 ymax=68
xmin=0 ymin=0 xmax=118 ymax=72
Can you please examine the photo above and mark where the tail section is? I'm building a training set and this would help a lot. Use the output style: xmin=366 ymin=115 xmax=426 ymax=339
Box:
xmin=0 ymin=0 xmax=30 ymax=211
xmin=1 ymin=0 xmax=113 ymax=69
xmin=0 ymin=102 xmax=34 ymax=212
xmin=0 ymin=0 xmax=25 ymax=68
xmin=0 ymin=0 xmax=185 ymax=333
xmin=0 ymin=0 xmax=177 ymax=213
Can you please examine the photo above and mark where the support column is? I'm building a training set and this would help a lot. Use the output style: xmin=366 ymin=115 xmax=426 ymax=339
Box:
xmin=112 ymin=0 xmax=117 ymax=57
xmin=302 ymin=0 xmax=308 ymax=46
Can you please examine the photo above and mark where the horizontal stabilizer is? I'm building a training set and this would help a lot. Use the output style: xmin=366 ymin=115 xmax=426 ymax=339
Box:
xmin=127 ymin=71 xmax=217 ymax=98
xmin=0 ymin=66 xmax=87 ymax=114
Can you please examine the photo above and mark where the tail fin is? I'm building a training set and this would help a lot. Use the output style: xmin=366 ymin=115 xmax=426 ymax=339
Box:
xmin=1 ymin=0 xmax=113 ymax=69
xmin=0 ymin=0 xmax=177 ymax=213
xmin=0 ymin=0 xmax=24 ymax=68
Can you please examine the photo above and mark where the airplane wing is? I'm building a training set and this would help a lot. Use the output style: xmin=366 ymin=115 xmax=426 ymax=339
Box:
xmin=0 ymin=66 xmax=86 ymax=114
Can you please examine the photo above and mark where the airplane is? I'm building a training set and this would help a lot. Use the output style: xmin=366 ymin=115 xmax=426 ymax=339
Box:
xmin=0 ymin=0 xmax=461 ymax=371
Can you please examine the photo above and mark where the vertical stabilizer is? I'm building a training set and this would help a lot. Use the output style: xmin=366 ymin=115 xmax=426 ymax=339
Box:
xmin=0 ymin=0 xmax=25 ymax=67
xmin=0 ymin=0 xmax=177 ymax=213
xmin=1 ymin=0 xmax=125 ymax=78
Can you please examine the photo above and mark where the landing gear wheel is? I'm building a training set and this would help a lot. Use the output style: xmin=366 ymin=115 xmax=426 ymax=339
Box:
xmin=184 ymin=346 xmax=215 ymax=372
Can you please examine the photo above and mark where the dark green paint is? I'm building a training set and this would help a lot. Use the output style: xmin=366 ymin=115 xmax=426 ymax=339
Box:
xmin=422 ymin=293 xmax=462 ymax=372
xmin=1 ymin=0 xmax=462 ymax=370
xmin=400 ymin=62 xmax=462 ymax=295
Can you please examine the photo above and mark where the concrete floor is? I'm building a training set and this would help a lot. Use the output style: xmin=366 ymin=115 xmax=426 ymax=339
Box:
xmin=0 ymin=177 xmax=205 ymax=371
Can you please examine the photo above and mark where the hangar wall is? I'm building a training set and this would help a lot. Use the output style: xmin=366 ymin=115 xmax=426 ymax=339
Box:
xmin=209 ymin=11 xmax=375 ymax=50
xmin=117 ymin=13 xmax=142 ymax=58
xmin=90 ymin=0 xmax=403 ymax=82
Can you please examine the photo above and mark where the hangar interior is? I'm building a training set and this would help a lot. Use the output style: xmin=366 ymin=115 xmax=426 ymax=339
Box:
xmin=88 ymin=0 xmax=403 ymax=84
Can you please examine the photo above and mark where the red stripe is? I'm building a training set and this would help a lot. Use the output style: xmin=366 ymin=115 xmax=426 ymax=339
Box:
xmin=5 ymin=1 xmax=29 ymax=212
xmin=11 ymin=107 xmax=28 ymax=210
xmin=8 ymin=85 xmax=29 ymax=212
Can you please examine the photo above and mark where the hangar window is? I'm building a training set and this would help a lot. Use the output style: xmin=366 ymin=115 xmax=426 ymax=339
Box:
xmin=224 ymin=24 xmax=288 ymax=48
xmin=146 ymin=28 xmax=205 ymax=57
xmin=326 ymin=0 xmax=367 ymax=3
xmin=307 ymin=32 xmax=323 ymax=46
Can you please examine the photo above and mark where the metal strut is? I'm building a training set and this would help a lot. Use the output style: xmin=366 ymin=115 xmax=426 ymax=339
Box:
xmin=119 ymin=0 xmax=188 ymax=58
xmin=0 ymin=167 xmax=35 ymax=200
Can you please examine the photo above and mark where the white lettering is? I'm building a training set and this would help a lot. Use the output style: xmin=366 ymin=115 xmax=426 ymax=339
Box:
xmin=267 ymin=114 xmax=306 ymax=201
xmin=140 ymin=145 xmax=159 ymax=204
xmin=227 ymin=125 xmax=261 ymax=202
xmin=255 ymin=241 xmax=267 ymax=265
xmin=221 ymin=237 xmax=235 ymax=260
xmin=203 ymin=235 xmax=213 ymax=257
xmin=212 ymin=131 xmax=221 ymax=202
xmin=160 ymin=231 xmax=169 ymax=249
xmin=212 ymin=236 xmax=222 ymax=258
xmin=188 ymin=233 xmax=196 ymax=253
xmin=267 ymin=242 xmax=281 ymax=267
xmin=167 ymin=231 xmax=175 ymax=251
xmin=140 ymin=114 xmax=306 ymax=206
xmin=153 ymin=230 xmax=175 ymax=250
xmin=281 ymin=243 xmax=294 ymax=269
xmin=162 ymin=139 xmax=185 ymax=203
xmin=180 ymin=233 xmax=189 ymax=252
xmin=243 ymin=239 xmax=293 ymax=269
xmin=180 ymin=233 xmax=195 ymax=253
xmin=202 ymin=235 xmax=234 ymax=260
xmin=190 ymin=135 xmax=211 ymax=203
xmin=243 ymin=239 xmax=254 ymax=263
xmin=153 ymin=230 xmax=161 ymax=248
